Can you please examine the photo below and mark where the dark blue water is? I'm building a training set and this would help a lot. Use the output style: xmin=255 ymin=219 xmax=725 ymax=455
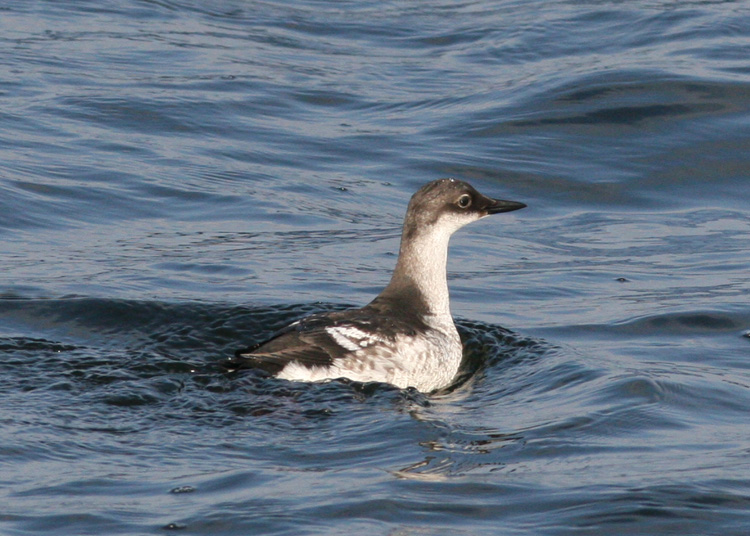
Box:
xmin=2 ymin=1 xmax=750 ymax=534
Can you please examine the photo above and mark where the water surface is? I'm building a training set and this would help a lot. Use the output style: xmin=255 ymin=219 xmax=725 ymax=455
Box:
xmin=1 ymin=1 xmax=750 ymax=534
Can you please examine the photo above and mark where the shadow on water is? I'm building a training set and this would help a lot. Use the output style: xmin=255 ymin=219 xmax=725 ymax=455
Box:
xmin=0 ymin=297 xmax=553 ymax=421
xmin=0 ymin=297 xmax=563 ymax=484
xmin=3 ymin=298 xmax=750 ymax=533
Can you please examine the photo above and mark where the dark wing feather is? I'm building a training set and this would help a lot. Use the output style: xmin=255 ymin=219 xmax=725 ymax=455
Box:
xmin=224 ymin=346 xmax=337 ymax=375
xmin=223 ymin=300 xmax=430 ymax=375
xmin=224 ymin=311 xmax=362 ymax=373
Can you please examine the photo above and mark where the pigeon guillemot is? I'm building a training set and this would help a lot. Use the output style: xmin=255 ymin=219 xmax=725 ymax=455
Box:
xmin=226 ymin=178 xmax=526 ymax=392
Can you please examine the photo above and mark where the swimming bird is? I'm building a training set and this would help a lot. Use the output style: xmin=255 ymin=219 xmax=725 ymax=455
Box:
xmin=226 ymin=178 xmax=526 ymax=392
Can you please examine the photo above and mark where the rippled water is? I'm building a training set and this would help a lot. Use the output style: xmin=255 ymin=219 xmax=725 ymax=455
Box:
xmin=2 ymin=1 xmax=750 ymax=534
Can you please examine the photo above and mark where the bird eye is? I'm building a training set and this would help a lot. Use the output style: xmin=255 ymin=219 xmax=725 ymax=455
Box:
xmin=457 ymin=194 xmax=472 ymax=208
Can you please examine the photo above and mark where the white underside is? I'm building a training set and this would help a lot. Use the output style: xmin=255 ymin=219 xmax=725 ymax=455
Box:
xmin=276 ymin=315 xmax=462 ymax=392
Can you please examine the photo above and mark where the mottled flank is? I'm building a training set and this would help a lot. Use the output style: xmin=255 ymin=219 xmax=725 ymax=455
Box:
xmin=276 ymin=315 xmax=461 ymax=392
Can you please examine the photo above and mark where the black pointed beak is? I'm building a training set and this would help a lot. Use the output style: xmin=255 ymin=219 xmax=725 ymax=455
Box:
xmin=485 ymin=197 xmax=527 ymax=215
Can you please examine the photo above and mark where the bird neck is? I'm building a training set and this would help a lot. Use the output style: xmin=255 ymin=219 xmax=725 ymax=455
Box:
xmin=379 ymin=224 xmax=452 ymax=317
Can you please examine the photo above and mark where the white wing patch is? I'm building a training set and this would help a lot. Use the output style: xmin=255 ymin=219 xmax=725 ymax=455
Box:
xmin=277 ymin=316 xmax=463 ymax=392
xmin=325 ymin=325 xmax=381 ymax=352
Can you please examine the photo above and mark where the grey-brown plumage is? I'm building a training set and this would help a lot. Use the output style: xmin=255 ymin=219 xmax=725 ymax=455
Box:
xmin=225 ymin=178 xmax=525 ymax=392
